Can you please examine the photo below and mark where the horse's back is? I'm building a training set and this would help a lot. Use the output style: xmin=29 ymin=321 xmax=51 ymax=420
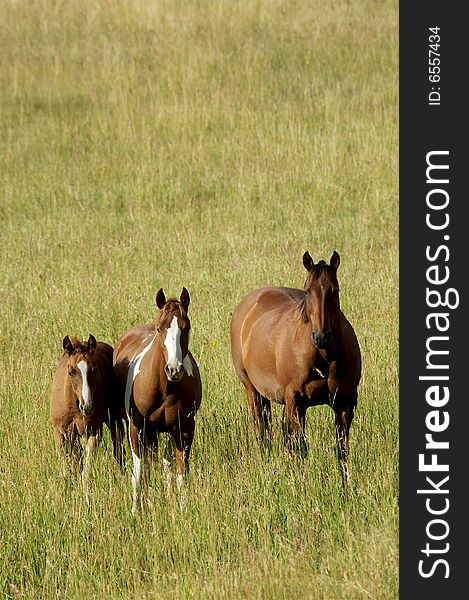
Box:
xmin=231 ymin=286 xmax=303 ymax=347
xmin=114 ymin=324 xmax=156 ymax=361
xmin=233 ymin=286 xmax=303 ymax=314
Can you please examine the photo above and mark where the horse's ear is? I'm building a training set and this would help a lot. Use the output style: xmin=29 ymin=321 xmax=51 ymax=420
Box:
xmin=330 ymin=251 xmax=340 ymax=271
xmin=303 ymin=251 xmax=314 ymax=272
xmin=87 ymin=334 xmax=97 ymax=350
xmin=180 ymin=287 xmax=190 ymax=309
xmin=63 ymin=335 xmax=74 ymax=355
xmin=156 ymin=288 xmax=166 ymax=309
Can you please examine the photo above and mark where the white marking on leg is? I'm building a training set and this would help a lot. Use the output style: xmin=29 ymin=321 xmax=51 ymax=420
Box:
xmin=176 ymin=473 xmax=188 ymax=512
xmin=77 ymin=360 xmax=92 ymax=413
xmin=130 ymin=437 xmax=141 ymax=516
xmin=164 ymin=316 xmax=183 ymax=375
xmin=163 ymin=457 xmax=173 ymax=494
xmin=124 ymin=334 xmax=156 ymax=414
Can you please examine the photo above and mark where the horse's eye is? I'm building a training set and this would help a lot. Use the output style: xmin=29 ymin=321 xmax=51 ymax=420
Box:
xmin=69 ymin=368 xmax=76 ymax=377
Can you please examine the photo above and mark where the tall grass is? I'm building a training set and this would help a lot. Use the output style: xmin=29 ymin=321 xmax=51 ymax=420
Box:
xmin=0 ymin=1 xmax=398 ymax=598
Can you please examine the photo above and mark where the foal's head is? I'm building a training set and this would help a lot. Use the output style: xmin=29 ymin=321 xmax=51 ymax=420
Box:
xmin=155 ymin=287 xmax=191 ymax=382
xmin=303 ymin=251 xmax=341 ymax=350
xmin=63 ymin=334 xmax=98 ymax=416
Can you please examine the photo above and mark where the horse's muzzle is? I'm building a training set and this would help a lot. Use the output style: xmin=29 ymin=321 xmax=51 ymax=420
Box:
xmin=165 ymin=363 xmax=185 ymax=382
xmin=312 ymin=330 xmax=333 ymax=349
xmin=79 ymin=401 xmax=95 ymax=417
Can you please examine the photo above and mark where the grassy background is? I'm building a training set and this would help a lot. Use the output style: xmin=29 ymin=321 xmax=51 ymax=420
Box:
xmin=0 ymin=1 xmax=398 ymax=598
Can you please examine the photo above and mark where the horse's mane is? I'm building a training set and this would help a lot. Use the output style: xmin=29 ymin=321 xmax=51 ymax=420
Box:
xmin=297 ymin=296 xmax=310 ymax=324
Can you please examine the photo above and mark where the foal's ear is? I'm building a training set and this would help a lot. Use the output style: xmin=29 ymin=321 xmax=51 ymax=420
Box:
xmin=329 ymin=251 xmax=340 ymax=271
xmin=303 ymin=251 xmax=314 ymax=272
xmin=63 ymin=335 xmax=74 ymax=355
xmin=180 ymin=287 xmax=190 ymax=309
xmin=156 ymin=288 xmax=166 ymax=309
xmin=87 ymin=334 xmax=97 ymax=350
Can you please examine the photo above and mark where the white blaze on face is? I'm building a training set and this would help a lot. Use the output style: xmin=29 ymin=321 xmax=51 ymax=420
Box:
xmin=77 ymin=360 xmax=92 ymax=414
xmin=164 ymin=316 xmax=183 ymax=373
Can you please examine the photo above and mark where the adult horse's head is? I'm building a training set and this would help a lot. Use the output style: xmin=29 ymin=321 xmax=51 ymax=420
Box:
xmin=155 ymin=287 xmax=191 ymax=382
xmin=303 ymin=250 xmax=341 ymax=350
xmin=63 ymin=334 xmax=98 ymax=416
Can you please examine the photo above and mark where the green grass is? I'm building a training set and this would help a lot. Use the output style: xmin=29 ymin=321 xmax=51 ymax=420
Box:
xmin=0 ymin=1 xmax=398 ymax=598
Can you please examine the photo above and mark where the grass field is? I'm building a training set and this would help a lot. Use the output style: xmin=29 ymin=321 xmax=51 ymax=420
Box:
xmin=0 ymin=1 xmax=398 ymax=598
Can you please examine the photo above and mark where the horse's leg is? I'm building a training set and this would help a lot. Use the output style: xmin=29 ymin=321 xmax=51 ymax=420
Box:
xmin=260 ymin=395 xmax=271 ymax=433
xmin=108 ymin=414 xmax=126 ymax=469
xmin=245 ymin=383 xmax=271 ymax=443
xmin=82 ymin=433 xmax=98 ymax=506
xmin=304 ymin=378 xmax=332 ymax=406
xmin=53 ymin=429 xmax=69 ymax=477
xmin=163 ymin=433 xmax=176 ymax=495
xmin=284 ymin=389 xmax=308 ymax=457
xmin=333 ymin=393 xmax=357 ymax=484
xmin=233 ymin=363 xmax=267 ymax=438
xmin=172 ymin=414 xmax=196 ymax=510
xmin=128 ymin=420 xmax=144 ymax=516
xmin=247 ymin=387 xmax=263 ymax=432
xmin=68 ymin=428 xmax=83 ymax=473
xmin=141 ymin=419 xmax=154 ymax=489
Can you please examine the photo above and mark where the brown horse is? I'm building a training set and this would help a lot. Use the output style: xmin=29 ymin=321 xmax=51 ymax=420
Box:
xmin=230 ymin=251 xmax=361 ymax=480
xmin=50 ymin=335 xmax=125 ymax=497
xmin=113 ymin=287 xmax=202 ymax=514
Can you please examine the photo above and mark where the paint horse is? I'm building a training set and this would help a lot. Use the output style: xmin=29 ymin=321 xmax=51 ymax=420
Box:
xmin=113 ymin=288 xmax=202 ymax=514
xmin=50 ymin=335 xmax=125 ymax=496
xmin=230 ymin=251 xmax=361 ymax=480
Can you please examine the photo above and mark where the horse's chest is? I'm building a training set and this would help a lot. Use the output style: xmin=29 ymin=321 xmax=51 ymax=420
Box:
xmin=136 ymin=388 xmax=164 ymax=420
xmin=145 ymin=402 xmax=166 ymax=427
xmin=140 ymin=394 xmax=192 ymax=431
